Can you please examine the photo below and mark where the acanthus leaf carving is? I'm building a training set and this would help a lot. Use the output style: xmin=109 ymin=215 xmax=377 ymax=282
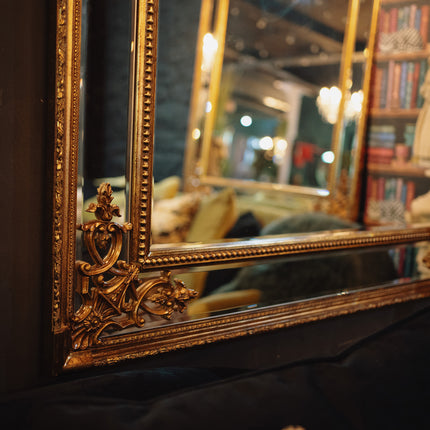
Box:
xmin=71 ymin=183 xmax=197 ymax=350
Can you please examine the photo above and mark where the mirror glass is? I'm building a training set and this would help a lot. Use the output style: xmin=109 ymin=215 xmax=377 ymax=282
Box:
xmin=66 ymin=0 xmax=430 ymax=357
xmin=77 ymin=0 xmax=134 ymax=240
xmin=152 ymin=0 xmax=373 ymax=246
xmin=101 ymin=239 xmax=430 ymax=334
xmin=188 ymin=0 xmax=351 ymax=190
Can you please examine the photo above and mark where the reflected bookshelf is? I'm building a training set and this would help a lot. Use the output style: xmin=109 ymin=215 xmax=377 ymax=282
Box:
xmin=364 ymin=0 xmax=430 ymax=226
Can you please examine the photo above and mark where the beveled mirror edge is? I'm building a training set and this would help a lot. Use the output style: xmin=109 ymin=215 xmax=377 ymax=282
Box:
xmin=51 ymin=0 xmax=430 ymax=374
xmin=64 ymin=278 xmax=430 ymax=371
xmin=145 ymin=226 xmax=430 ymax=271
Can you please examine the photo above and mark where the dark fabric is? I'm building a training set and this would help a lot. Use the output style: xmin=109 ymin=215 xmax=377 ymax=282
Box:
xmin=203 ymin=212 xmax=262 ymax=296
xmin=3 ymin=306 xmax=430 ymax=429
xmin=211 ymin=213 xmax=398 ymax=304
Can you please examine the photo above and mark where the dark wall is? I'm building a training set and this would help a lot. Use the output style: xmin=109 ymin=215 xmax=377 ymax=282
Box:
xmin=0 ymin=0 xmax=49 ymax=394
xmin=2 ymin=0 xmax=430 ymax=399
xmin=153 ymin=0 xmax=201 ymax=182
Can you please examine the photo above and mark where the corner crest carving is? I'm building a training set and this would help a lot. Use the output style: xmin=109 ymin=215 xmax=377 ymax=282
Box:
xmin=72 ymin=183 xmax=197 ymax=350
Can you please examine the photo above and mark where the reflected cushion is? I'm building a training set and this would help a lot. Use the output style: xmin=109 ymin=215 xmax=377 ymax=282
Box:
xmin=186 ymin=187 xmax=238 ymax=243
xmin=151 ymin=193 xmax=202 ymax=244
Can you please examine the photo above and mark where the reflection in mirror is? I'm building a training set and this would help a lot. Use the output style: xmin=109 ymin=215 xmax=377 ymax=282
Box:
xmin=102 ymin=239 xmax=430 ymax=333
xmin=152 ymin=0 xmax=374 ymax=246
xmin=77 ymin=0 xmax=134 ymax=243
xmin=184 ymin=0 xmax=370 ymax=191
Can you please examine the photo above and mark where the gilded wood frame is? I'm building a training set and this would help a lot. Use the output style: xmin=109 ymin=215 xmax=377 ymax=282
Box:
xmin=51 ymin=0 xmax=430 ymax=373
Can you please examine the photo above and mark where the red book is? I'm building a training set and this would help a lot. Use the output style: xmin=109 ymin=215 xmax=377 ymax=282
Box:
xmin=389 ymin=8 xmax=399 ymax=33
xmin=371 ymin=66 xmax=384 ymax=108
xmin=410 ymin=61 xmax=420 ymax=109
xmin=371 ymin=177 xmax=378 ymax=200
xmin=420 ymin=5 xmax=429 ymax=46
xmin=377 ymin=177 xmax=386 ymax=201
xmin=377 ymin=8 xmax=390 ymax=51
xmin=379 ymin=8 xmax=389 ymax=33
xmin=405 ymin=181 xmax=416 ymax=211
xmin=368 ymin=147 xmax=395 ymax=157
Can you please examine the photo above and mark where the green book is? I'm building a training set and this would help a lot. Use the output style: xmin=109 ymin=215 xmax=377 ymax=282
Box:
xmin=417 ymin=60 xmax=428 ymax=108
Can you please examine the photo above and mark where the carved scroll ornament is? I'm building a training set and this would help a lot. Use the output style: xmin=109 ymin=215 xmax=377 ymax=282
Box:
xmin=72 ymin=183 xmax=197 ymax=350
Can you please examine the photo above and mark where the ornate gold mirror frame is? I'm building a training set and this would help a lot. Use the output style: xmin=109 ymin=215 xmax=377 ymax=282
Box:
xmin=51 ymin=0 xmax=430 ymax=373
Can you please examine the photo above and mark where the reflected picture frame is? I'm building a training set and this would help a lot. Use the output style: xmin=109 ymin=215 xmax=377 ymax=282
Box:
xmin=51 ymin=0 xmax=430 ymax=373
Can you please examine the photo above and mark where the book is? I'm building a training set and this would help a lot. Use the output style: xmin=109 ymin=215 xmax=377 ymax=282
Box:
xmin=395 ymin=177 xmax=403 ymax=201
xmin=404 ymin=62 xmax=415 ymax=109
xmin=385 ymin=177 xmax=397 ymax=200
xmin=381 ymin=8 xmax=390 ymax=33
xmin=405 ymin=180 xmax=416 ymax=211
xmin=380 ymin=66 xmax=389 ymax=109
xmin=386 ymin=61 xmax=395 ymax=108
xmin=377 ymin=177 xmax=386 ymax=201
xmin=371 ymin=66 xmax=384 ymax=109
xmin=398 ymin=7 xmax=405 ymax=31
xmin=367 ymin=147 xmax=395 ymax=164
xmin=410 ymin=61 xmax=420 ymax=109
xmin=409 ymin=4 xmax=417 ymax=30
xmin=417 ymin=59 xmax=428 ymax=108
xmin=399 ymin=62 xmax=408 ymax=108
xmin=415 ymin=7 xmax=422 ymax=33
xmin=377 ymin=8 xmax=390 ymax=51
xmin=391 ymin=62 xmax=402 ymax=109
xmin=420 ymin=5 xmax=429 ymax=47
xmin=390 ymin=8 xmax=399 ymax=33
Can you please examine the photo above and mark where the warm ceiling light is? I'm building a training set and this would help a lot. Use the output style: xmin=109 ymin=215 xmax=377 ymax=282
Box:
xmin=259 ymin=136 xmax=274 ymax=150
xmin=240 ymin=115 xmax=252 ymax=127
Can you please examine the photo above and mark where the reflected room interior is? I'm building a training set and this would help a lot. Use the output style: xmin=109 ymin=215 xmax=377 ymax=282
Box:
xmin=77 ymin=0 xmax=430 ymax=327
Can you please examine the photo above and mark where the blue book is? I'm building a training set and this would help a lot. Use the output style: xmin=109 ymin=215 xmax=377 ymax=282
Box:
xmin=399 ymin=62 xmax=408 ymax=108
xmin=401 ymin=183 xmax=408 ymax=205
xmin=415 ymin=7 xmax=422 ymax=33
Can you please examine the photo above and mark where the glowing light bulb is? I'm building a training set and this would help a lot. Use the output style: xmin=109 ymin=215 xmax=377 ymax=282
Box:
xmin=259 ymin=136 xmax=273 ymax=150
xmin=240 ymin=115 xmax=252 ymax=127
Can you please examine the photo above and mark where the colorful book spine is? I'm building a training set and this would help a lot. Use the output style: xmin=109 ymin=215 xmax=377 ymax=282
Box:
xmin=415 ymin=7 xmax=422 ymax=34
xmin=389 ymin=8 xmax=399 ymax=33
xmin=386 ymin=61 xmax=395 ymax=109
xmin=380 ymin=66 xmax=389 ymax=109
xmin=371 ymin=66 xmax=384 ymax=109
xmin=404 ymin=62 xmax=415 ymax=109
xmin=409 ymin=4 xmax=417 ymax=30
xmin=405 ymin=181 xmax=416 ymax=211
xmin=417 ymin=59 xmax=428 ymax=108
xmin=420 ymin=5 xmax=429 ymax=47
xmin=399 ymin=62 xmax=408 ymax=108
xmin=391 ymin=62 xmax=402 ymax=109
xmin=410 ymin=61 xmax=420 ymax=109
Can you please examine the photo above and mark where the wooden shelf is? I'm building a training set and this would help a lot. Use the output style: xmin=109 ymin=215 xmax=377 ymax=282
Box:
xmin=374 ymin=47 xmax=430 ymax=62
xmin=369 ymin=108 xmax=421 ymax=118
xmin=368 ymin=162 xmax=430 ymax=178
xmin=381 ymin=0 xmax=426 ymax=5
